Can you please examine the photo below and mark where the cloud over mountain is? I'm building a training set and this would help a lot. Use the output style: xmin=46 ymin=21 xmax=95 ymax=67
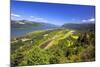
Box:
xmin=11 ymin=13 xmax=21 ymax=17
xmin=29 ymin=16 xmax=48 ymax=22
xmin=82 ymin=18 xmax=95 ymax=23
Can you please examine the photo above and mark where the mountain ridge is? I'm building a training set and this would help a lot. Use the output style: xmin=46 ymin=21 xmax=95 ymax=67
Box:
xmin=62 ymin=22 xmax=95 ymax=32
xmin=11 ymin=20 xmax=58 ymax=29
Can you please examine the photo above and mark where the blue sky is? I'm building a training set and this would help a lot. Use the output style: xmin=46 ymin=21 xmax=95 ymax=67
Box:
xmin=11 ymin=0 xmax=95 ymax=25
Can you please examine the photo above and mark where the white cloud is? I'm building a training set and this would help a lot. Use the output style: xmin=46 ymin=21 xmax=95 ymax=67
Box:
xmin=29 ymin=16 xmax=48 ymax=22
xmin=82 ymin=20 xmax=87 ymax=22
xmin=11 ymin=13 xmax=21 ymax=17
xmin=82 ymin=18 xmax=95 ymax=22
xmin=11 ymin=13 xmax=25 ymax=20
xmin=88 ymin=18 xmax=95 ymax=22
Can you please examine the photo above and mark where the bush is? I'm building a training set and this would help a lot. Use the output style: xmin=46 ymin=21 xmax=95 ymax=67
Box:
xmin=80 ymin=45 xmax=95 ymax=62
xmin=23 ymin=46 xmax=50 ymax=65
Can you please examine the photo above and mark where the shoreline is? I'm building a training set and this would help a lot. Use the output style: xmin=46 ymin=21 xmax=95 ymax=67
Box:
xmin=11 ymin=28 xmax=59 ymax=40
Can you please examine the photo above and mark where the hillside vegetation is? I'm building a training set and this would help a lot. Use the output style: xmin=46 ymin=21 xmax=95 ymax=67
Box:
xmin=11 ymin=28 xmax=95 ymax=66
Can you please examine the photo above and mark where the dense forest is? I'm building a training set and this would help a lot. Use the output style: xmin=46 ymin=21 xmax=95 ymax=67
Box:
xmin=11 ymin=28 xmax=95 ymax=66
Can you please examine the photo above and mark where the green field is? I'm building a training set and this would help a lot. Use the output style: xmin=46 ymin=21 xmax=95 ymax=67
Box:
xmin=11 ymin=28 xmax=95 ymax=66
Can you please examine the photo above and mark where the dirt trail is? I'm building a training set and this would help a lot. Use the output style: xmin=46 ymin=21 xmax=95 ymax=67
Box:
xmin=40 ymin=40 xmax=52 ymax=49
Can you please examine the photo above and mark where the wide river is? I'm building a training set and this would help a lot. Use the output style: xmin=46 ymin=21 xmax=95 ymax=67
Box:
xmin=11 ymin=27 xmax=57 ymax=38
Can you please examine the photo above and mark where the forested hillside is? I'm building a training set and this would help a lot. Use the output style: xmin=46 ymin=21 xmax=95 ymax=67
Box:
xmin=11 ymin=28 xmax=95 ymax=66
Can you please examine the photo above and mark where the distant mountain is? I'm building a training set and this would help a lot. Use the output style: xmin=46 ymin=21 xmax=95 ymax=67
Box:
xmin=62 ymin=22 xmax=95 ymax=32
xmin=11 ymin=20 xmax=58 ymax=29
